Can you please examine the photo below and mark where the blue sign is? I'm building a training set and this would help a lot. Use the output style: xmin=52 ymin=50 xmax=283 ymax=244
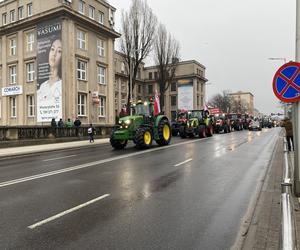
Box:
xmin=273 ymin=61 xmax=300 ymax=103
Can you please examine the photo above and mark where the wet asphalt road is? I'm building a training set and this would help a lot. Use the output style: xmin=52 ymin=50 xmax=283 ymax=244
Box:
xmin=0 ymin=128 xmax=280 ymax=250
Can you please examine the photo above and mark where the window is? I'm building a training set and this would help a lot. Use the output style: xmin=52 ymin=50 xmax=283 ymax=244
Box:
xmin=26 ymin=33 xmax=34 ymax=52
xmin=171 ymin=82 xmax=177 ymax=92
xmin=137 ymin=68 xmax=141 ymax=79
xmin=10 ymin=38 xmax=16 ymax=56
xmin=77 ymin=60 xmax=87 ymax=80
xmin=77 ymin=30 xmax=86 ymax=49
xmin=171 ymin=96 xmax=177 ymax=106
xmin=138 ymin=85 xmax=141 ymax=93
xmin=97 ymin=65 xmax=106 ymax=85
xmin=89 ymin=5 xmax=95 ymax=19
xmin=197 ymin=96 xmax=199 ymax=106
xmin=97 ymin=39 xmax=104 ymax=57
xmin=10 ymin=10 xmax=15 ymax=23
xmin=77 ymin=93 xmax=86 ymax=116
xmin=18 ymin=6 xmax=24 ymax=20
xmin=99 ymin=96 xmax=106 ymax=117
xmin=10 ymin=97 xmax=17 ymax=118
xmin=78 ymin=0 xmax=85 ymax=14
xmin=154 ymin=71 xmax=158 ymax=79
xmin=121 ymin=62 xmax=125 ymax=73
xmin=149 ymin=72 xmax=152 ymax=80
xmin=26 ymin=62 xmax=35 ymax=82
xmin=98 ymin=11 xmax=104 ymax=24
xmin=148 ymin=84 xmax=153 ymax=94
xmin=27 ymin=95 xmax=35 ymax=117
xmin=2 ymin=13 xmax=7 ymax=25
xmin=27 ymin=3 xmax=33 ymax=17
xmin=9 ymin=65 xmax=17 ymax=84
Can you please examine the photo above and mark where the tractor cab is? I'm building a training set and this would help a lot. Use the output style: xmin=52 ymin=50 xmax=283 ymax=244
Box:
xmin=132 ymin=101 xmax=153 ymax=117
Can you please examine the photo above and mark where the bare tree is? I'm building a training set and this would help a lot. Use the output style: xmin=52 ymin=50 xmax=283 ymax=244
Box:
xmin=120 ymin=0 xmax=157 ymax=110
xmin=208 ymin=90 xmax=232 ymax=113
xmin=153 ymin=23 xmax=180 ymax=110
xmin=231 ymin=99 xmax=248 ymax=113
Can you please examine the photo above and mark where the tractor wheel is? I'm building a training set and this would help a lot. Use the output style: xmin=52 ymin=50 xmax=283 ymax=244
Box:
xmin=172 ymin=128 xmax=178 ymax=136
xmin=206 ymin=125 xmax=214 ymax=137
xmin=199 ymin=126 xmax=207 ymax=138
xmin=110 ymin=134 xmax=128 ymax=150
xmin=135 ymin=127 xmax=153 ymax=149
xmin=179 ymin=126 xmax=187 ymax=138
xmin=156 ymin=119 xmax=172 ymax=146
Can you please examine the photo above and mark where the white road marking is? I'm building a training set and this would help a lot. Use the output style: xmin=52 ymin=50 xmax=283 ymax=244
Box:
xmin=43 ymin=155 xmax=77 ymax=162
xmin=28 ymin=194 xmax=110 ymax=229
xmin=174 ymin=158 xmax=193 ymax=167
xmin=0 ymin=138 xmax=209 ymax=188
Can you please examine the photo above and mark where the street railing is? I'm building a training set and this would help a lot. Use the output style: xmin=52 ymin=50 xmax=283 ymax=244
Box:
xmin=0 ymin=125 xmax=114 ymax=141
xmin=281 ymin=138 xmax=296 ymax=250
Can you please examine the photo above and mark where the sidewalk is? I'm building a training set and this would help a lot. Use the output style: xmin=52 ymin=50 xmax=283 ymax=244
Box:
xmin=238 ymin=136 xmax=300 ymax=249
xmin=0 ymin=138 xmax=109 ymax=158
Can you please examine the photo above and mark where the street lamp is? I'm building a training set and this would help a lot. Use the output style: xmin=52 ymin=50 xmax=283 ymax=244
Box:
xmin=268 ymin=57 xmax=287 ymax=63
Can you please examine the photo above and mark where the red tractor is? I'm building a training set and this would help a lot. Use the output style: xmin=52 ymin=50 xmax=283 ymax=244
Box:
xmin=171 ymin=110 xmax=188 ymax=136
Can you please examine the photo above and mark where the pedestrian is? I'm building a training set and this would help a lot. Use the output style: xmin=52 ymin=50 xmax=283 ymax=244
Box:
xmin=58 ymin=118 xmax=64 ymax=128
xmin=282 ymin=117 xmax=294 ymax=151
xmin=65 ymin=118 xmax=73 ymax=128
xmin=88 ymin=123 xmax=95 ymax=143
xmin=74 ymin=117 xmax=81 ymax=136
xmin=50 ymin=118 xmax=57 ymax=137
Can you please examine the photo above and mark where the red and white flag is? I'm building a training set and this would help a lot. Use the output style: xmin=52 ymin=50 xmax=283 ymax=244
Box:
xmin=204 ymin=103 xmax=208 ymax=111
xmin=154 ymin=89 xmax=161 ymax=116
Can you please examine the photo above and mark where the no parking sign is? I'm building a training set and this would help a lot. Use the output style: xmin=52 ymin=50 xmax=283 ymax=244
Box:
xmin=273 ymin=61 xmax=300 ymax=103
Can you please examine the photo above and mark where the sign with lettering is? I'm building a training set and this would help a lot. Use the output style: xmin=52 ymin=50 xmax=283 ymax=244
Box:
xmin=2 ymin=85 xmax=23 ymax=96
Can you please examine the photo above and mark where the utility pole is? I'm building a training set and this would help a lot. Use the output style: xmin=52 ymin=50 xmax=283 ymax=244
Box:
xmin=294 ymin=0 xmax=300 ymax=196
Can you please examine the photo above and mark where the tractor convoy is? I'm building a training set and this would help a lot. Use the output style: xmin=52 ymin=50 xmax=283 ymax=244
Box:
xmin=110 ymin=100 xmax=264 ymax=150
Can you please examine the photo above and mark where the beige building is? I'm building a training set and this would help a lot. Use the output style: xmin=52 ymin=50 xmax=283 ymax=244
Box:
xmin=229 ymin=91 xmax=254 ymax=115
xmin=0 ymin=0 xmax=119 ymax=126
xmin=0 ymin=0 xmax=207 ymax=127
xmin=114 ymin=58 xmax=208 ymax=121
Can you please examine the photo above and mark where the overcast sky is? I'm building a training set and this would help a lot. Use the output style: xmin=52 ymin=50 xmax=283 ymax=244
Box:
xmin=109 ymin=0 xmax=295 ymax=114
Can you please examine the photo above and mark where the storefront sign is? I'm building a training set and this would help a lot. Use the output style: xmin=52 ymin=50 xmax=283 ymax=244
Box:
xmin=2 ymin=85 xmax=23 ymax=96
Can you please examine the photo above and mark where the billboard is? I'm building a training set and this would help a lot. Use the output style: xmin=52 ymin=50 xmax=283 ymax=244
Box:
xmin=36 ymin=19 xmax=62 ymax=122
xmin=178 ymin=81 xmax=193 ymax=110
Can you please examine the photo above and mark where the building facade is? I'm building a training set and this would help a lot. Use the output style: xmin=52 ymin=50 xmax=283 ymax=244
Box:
xmin=229 ymin=91 xmax=254 ymax=115
xmin=114 ymin=58 xmax=208 ymax=121
xmin=0 ymin=0 xmax=207 ymax=127
xmin=0 ymin=0 xmax=119 ymax=126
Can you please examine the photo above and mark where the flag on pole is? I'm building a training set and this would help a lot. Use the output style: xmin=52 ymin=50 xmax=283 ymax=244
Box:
xmin=204 ymin=102 xmax=208 ymax=111
xmin=154 ymin=89 xmax=161 ymax=116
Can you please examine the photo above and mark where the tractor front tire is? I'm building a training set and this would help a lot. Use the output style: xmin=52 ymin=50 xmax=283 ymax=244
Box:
xmin=135 ymin=127 xmax=153 ymax=149
xmin=110 ymin=136 xmax=128 ymax=150
xmin=179 ymin=126 xmax=187 ymax=138
xmin=206 ymin=125 xmax=214 ymax=137
xmin=199 ymin=125 xmax=207 ymax=138
xmin=156 ymin=120 xmax=172 ymax=146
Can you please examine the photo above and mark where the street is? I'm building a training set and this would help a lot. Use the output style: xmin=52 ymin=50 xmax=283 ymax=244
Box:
xmin=0 ymin=128 xmax=280 ymax=250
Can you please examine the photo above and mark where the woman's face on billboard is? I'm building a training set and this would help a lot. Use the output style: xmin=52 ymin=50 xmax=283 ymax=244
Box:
xmin=49 ymin=39 xmax=62 ymax=68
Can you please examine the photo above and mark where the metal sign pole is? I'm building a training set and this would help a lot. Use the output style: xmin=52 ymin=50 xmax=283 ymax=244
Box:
xmin=294 ymin=0 xmax=300 ymax=196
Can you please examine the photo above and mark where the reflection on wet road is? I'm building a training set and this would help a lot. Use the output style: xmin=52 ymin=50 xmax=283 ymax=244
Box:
xmin=0 ymin=128 xmax=280 ymax=250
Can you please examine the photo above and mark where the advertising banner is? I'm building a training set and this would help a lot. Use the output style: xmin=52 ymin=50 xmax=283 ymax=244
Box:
xmin=2 ymin=85 xmax=23 ymax=96
xmin=36 ymin=19 xmax=62 ymax=122
xmin=178 ymin=81 xmax=193 ymax=110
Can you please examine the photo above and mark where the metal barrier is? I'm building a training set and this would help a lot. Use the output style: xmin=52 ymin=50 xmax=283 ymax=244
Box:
xmin=281 ymin=138 xmax=296 ymax=250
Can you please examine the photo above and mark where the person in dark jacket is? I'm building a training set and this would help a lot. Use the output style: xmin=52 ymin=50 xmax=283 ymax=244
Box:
xmin=51 ymin=118 xmax=57 ymax=136
xmin=58 ymin=118 xmax=64 ymax=128
xmin=282 ymin=117 xmax=293 ymax=151
xmin=74 ymin=117 xmax=81 ymax=136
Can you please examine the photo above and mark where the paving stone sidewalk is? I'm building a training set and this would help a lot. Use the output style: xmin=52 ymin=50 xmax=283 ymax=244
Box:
xmin=239 ymin=137 xmax=300 ymax=249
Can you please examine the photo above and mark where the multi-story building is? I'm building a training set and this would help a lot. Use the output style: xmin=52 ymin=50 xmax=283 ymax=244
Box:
xmin=0 ymin=0 xmax=119 ymax=126
xmin=229 ymin=91 xmax=254 ymax=115
xmin=114 ymin=58 xmax=208 ymax=121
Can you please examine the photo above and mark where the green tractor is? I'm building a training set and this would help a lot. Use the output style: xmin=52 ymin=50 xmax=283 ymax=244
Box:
xmin=110 ymin=100 xmax=172 ymax=149
xmin=179 ymin=110 xmax=214 ymax=138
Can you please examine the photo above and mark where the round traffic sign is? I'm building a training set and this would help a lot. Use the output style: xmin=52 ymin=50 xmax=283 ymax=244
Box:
xmin=272 ymin=61 xmax=300 ymax=103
